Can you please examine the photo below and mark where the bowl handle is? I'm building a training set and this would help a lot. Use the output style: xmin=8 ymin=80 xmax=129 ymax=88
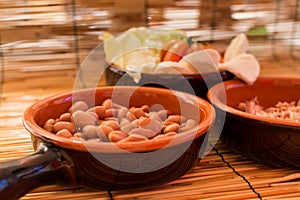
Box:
xmin=0 ymin=142 xmax=76 ymax=200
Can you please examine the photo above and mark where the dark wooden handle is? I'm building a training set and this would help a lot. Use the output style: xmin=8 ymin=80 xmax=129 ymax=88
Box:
xmin=0 ymin=143 xmax=76 ymax=200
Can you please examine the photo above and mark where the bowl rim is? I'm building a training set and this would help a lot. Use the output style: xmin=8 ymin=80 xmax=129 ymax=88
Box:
xmin=207 ymin=76 xmax=300 ymax=128
xmin=107 ymin=61 xmax=232 ymax=78
xmin=23 ymin=86 xmax=216 ymax=153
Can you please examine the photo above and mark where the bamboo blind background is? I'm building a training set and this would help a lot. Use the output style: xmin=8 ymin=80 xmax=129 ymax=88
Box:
xmin=1 ymin=1 xmax=300 ymax=200
xmin=1 ymin=0 xmax=300 ymax=92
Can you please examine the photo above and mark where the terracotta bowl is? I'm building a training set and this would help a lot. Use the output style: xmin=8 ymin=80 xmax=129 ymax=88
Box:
xmin=207 ymin=77 xmax=300 ymax=168
xmin=0 ymin=86 xmax=215 ymax=199
xmin=105 ymin=63 xmax=234 ymax=99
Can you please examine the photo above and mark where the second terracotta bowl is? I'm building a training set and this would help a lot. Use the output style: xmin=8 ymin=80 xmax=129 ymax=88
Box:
xmin=207 ymin=77 xmax=300 ymax=168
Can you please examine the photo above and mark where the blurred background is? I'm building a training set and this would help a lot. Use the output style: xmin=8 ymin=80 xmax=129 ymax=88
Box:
xmin=0 ymin=0 xmax=300 ymax=92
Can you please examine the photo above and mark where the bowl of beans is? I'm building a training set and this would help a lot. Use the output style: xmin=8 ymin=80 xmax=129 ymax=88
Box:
xmin=207 ymin=77 xmax=300 ymax=168
xmin=0 ymin=86 xmax=215 ymax=199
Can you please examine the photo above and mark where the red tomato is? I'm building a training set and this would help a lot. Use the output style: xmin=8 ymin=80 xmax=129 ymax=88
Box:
xmin=162 ymin=39 xmax=190 ymax=62
xmin=161 ymin=38 xmax=223 ymax=62
xmin=160 ymin=39 xmax=180 ymax=61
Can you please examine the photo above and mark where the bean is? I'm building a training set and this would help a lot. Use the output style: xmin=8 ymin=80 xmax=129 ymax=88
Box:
xmin=149 ymin=111 xmax=162 ymax=123
xmin=73 ymin=132 xmax=85 ymax=139
xmin=179 ymin=119 xmax=198 ymax=133
xmin=131 ymin=119 xmax=139 ymax=127
xmin=69 ymin=101 xmax=89 ymax=113
xmin=119 ymin=118 xmax=137 ymax=133
xmin=59 ymin=113 xmax=72 ymax=122
xmin=165 ymin=115 xmax=186 ymax=124
xmin=104 ymin=117 xmax=119 ymax=123
xmin=153 ymin=132 xmax=177 ymax=140
xmin=143 ymin=119 xmax=162 ymax=134
xmin=131 ymin=107 xmax=146 ymax=118
xmin=165 ymin=132 xmax=177 ymax=137
xmin=119 ymin=118 xmax=131 ymax=127
xmin=118 ymin=134 xmax=148 ymax=143
xmin=117 ymin=107 xmax=128 ymax=121
xmin=72 ymin=110 xmax=97 ymax=130
xmin=53 ymin=121 xmax=76 ymax=134
xmin=108 ymin=130 xmax=128 ymax=142
xmin=163 ymin=121 xmax=174 ymax=126
xmin=87 ymin=111 xmax=99 ymax=120
xmin=56 ymin=129 xmax=73 ymax=138
xmin=43 ymin=119 xmax=55 ymax=133
xmin=164 ymin=123 xmax=180 ymax=133
xmin=104 ymin=108 xmax=118 ymax=118
xmin=149 ymin=104 xmax=165 ymax=112
xmin=102 ymin=99 xmax=112 ymax=109
xmin=136 ymin=117 xmax=151 ymax=127
xmin=82 ymin=125 xmax=98 ymax=138
xmin=87 ymin=106 xmax=106 ymax=119
xmin=97 ymin=125 xmax=114 ymax=141
xmin=126 ymin=112 xmax=137 ymax=121
xmin=141 ymin=105 xmax=149 ymax=113
xmin=128 ymin=128 xmax=158 ymax=139
xmin=157 ymin=110 xmax=169 ymax=121
xmin=101 ymin=120 xmax=119 ymax=130
xmin=98 ymin=119 xmax=103 ymax=124
xmin=120 ymin=121 xmax=137 ymax=134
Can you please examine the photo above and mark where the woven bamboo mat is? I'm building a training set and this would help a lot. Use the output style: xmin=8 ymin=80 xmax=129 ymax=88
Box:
xmin=1 ymin=62 xmax=300 ymax=200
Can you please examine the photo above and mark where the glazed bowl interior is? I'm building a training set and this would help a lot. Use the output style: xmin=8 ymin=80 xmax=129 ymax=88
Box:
xmin=23 ymin=86 xmax=215 ymax=153
xmin=209 ymin=77 xmax=300 ymax=126
xmin=207 ymin=77 xmax=300 ymax=167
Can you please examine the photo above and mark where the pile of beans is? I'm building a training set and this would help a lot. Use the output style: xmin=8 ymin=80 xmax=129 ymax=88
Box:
xmin=237 ymin=97 xmax=300 ymax=122
xmin=43 ymin=99 xmax=198 ymax=143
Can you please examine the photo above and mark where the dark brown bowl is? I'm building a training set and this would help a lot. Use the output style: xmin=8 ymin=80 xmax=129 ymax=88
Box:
xmin=105 ymin=63 xmax=234 ymax=99
xmin=207 ymin=77 xmax=300 ymax=168
xmin=0 ymin=86 xmax=215 ymax=199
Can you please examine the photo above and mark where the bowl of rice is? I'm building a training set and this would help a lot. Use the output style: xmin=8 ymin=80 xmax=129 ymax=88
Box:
xmin=207 ymin=77 xmax=300 ymax=168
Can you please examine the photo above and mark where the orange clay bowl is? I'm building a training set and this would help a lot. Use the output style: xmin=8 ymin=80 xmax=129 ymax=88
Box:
xmin=207 ymin=77 xmax=300 ymax=168
xmin=0 ymin=86 xmax=215 ymax=200
xmin=105 ymin=62 xmax=234 ymax=99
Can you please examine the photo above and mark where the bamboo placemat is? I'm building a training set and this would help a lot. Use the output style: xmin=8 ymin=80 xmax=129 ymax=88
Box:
xmin=1 ymin=63 xmax=300 ymax=200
